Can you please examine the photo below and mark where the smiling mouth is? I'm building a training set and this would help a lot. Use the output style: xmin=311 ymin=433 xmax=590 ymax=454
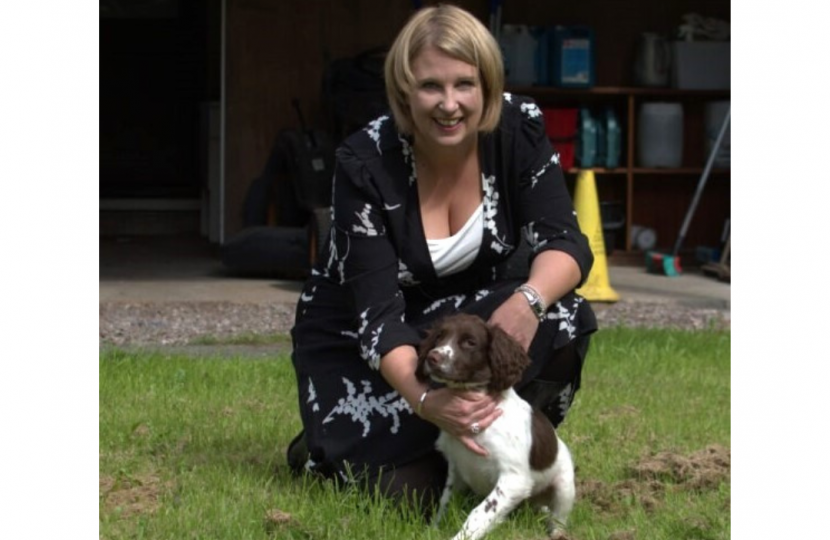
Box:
xmin=434 ymin=117 xmax=462 ymax=128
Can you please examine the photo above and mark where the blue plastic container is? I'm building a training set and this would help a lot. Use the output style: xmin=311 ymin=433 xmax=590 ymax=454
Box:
xmin=550 ymin=26 xmax=595 ymax=88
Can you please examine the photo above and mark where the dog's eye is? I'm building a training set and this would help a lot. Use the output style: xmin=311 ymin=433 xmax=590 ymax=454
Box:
xmin=461 ymin=337 xmax=477 ymax=349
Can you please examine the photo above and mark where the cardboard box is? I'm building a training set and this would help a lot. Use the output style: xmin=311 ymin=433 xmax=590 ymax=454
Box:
xmin=671 ymin=41 xmax=730 ymax=90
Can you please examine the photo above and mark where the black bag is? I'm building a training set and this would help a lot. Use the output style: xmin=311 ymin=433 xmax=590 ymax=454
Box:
xmin=221 ymin=226 xmax=309 ymax=279
xmin=279 ymin=99 xmax=336 ymax=211
xmin=322 ymin=47 xmax=389 ymax=143
xmin=223 ymin=100 xmax=334 ymax=279
xmin=241 ymin=137 xmax=309 ymax=228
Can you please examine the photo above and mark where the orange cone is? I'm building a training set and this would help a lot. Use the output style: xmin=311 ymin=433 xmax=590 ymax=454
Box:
xmin=574 ymin=170 xmax=620 ymax=303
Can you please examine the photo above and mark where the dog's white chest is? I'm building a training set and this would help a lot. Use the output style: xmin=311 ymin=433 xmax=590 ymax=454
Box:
xmin=435 ymin=390 xmax=532 ymax=495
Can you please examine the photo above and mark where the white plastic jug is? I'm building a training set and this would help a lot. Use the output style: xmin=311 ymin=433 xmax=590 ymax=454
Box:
xmin=637 ymin=102 xmax=683 ymax=168
xmin=503 ymin=25 xmax=536 ymax=86
xmin=634 ymin=33 xmax=671 ymax=87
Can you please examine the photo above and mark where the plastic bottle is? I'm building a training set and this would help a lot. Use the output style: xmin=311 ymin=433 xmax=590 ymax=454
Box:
xmin=637 ymin=102 xmax=683 ymax=167
xmin=604 ymin=106 xmax=622 ymax=168
xmin=552 ymin=26 xmax=595 ymax=88
xmin=576 ymin=107 xmax=597 ymax=167
xmin=508 ymin=25 xmax=537 ymax=86
xmin=594 ymin=110 xmax=608 ymax=167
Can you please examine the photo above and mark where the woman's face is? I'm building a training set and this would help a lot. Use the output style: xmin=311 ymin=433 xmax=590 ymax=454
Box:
xmin=408 ymin=45 xmax=483 ymax=149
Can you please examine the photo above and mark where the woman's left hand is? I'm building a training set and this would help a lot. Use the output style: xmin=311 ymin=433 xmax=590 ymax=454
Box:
xmin=488 ymin=292 xmax=539 ymax=351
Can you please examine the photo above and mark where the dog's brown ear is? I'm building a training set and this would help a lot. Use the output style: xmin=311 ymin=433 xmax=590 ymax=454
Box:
xmin=487 ymin=324 xmax=530 ymax=391
xmin=415 ymin=325 xmax=438 ymax=383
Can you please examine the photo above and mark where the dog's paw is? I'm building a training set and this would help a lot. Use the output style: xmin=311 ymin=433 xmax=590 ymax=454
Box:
xmin=550 ymin=529 xmax=572 ymax=540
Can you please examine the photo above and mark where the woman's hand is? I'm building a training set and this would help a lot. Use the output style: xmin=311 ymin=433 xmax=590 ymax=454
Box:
xmin=488 ymin=292 xmax=539 ymax=351
xmin=419 ymin=387 xmax=502 ymax=456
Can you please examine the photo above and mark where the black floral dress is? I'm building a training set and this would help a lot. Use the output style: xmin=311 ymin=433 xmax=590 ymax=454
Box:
xmin=290 ymin=94 xmax=597 ymax=482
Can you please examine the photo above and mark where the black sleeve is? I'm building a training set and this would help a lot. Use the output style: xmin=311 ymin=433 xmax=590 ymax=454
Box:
xmin=328 ymin=145 xmax=421 ymax=369
xmin=509 ymin=95 xmax=594 ymax=285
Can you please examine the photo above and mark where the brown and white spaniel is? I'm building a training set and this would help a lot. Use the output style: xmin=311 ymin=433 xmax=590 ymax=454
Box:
xmin=417 ymin=313 xmax=575 ymax=540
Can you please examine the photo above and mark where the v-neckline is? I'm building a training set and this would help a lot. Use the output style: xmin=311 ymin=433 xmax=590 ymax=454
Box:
xmin=426 ymin=202 xmax=484 ymax=244
xmin=409 ymin=137 xmax=490 ymax=279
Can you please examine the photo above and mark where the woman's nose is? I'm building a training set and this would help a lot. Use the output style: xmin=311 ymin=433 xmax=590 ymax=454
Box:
xmin=439 ymin=90 xmax=458 ymax=113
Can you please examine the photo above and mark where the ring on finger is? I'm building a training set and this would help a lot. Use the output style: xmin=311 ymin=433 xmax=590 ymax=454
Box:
xmin=470 ymin=422 xmax=481 ymax=435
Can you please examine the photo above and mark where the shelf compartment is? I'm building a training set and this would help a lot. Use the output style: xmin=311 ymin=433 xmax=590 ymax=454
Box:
xmin=565 ymin=167 xmax=628 ymax=175
xmin=631 ymin=168 xmax=731 ymax=175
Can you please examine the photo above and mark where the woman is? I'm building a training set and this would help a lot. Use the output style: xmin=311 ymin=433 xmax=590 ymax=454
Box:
xmin=289 ymin=4 xmax=596 ymax=511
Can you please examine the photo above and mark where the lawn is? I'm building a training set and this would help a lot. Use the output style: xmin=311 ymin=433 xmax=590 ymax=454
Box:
xmin=99 ymin=326 xmax=730 ymax=540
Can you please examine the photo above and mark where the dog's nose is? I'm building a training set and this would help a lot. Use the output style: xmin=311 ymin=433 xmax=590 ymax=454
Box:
xmin=427 ymin=349 xmax=444 ymax=366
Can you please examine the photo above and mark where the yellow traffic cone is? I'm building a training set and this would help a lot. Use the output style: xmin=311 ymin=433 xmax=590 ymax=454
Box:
xmin=574 ymin=170 xmax=620 ymax=303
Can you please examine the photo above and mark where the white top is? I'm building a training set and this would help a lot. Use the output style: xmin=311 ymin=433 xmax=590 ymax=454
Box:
xmin=426 ymin=203 xmax=484 ymax=277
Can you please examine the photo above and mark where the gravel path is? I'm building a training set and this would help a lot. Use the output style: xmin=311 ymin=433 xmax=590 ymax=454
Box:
xmin=99 ymin=299 xmax=729 ymax=348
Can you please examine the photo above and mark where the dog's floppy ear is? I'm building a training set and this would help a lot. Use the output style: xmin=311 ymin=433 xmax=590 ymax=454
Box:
xmin=487 ymin=324 xmax=530 ymax=391
xmin=415 ymin=323 xmax=440 ymax=383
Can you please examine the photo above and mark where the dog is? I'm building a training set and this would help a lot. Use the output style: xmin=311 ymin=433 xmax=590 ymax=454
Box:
xmin=416 ymin=313 xmax=575 ymax=540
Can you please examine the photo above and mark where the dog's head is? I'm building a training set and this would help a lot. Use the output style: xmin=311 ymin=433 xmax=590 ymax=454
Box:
xmin=416 ymin=313 xmax=530 ymax=392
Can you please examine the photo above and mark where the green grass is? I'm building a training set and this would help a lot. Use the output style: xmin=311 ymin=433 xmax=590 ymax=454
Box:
xmin=100 ymin=327 xmax=730 ymax=540
xmin=188 ymin=333 xmax=293 ymax=346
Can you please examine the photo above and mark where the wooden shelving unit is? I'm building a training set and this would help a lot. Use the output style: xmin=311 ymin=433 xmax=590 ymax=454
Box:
xmin=510 ymin=86 xmax=731 ymax=256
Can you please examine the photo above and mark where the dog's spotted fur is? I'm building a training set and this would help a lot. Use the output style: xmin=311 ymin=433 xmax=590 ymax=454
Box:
xmin=417 ymin=313 xmax=575 ymax=540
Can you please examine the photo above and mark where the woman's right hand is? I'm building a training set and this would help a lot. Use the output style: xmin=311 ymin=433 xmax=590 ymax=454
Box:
xmin=418 ymin=387 xmax=502 ymax=456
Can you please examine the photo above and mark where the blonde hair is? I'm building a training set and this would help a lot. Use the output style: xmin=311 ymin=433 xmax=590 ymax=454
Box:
xmin=384 ymin=4 xmax=504 ymax=135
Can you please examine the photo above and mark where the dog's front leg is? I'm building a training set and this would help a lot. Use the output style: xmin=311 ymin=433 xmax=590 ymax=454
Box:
xmin=452 ymin=477 xmax=531 ymax=540
xmin=432 ymin=461 xmax=461 ymax=527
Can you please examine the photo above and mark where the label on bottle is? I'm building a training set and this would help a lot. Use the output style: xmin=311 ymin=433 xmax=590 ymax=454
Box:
xmin=561 ymin=38 xmax=590 ymax=84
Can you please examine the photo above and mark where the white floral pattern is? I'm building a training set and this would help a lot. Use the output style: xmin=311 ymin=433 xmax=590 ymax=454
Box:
xmin=544 ymin=297 xmax=584 ymax=340
xmin=482 ymin=173 xmax=513 ymax=254
xmin=398 ymin=260 xmax=418 ymax=285
xmin=357 ymin=309 xmax=384 ymax=369
xmin=529 ymin=153 xmax=560 ymax=189
xmin=423 ymin=294 xmax=466 ymax=315
xmin=399 ymin=134 xmax=417 ymax=187
xmin=352 ymin=204 xmax=381 ymax=236
xmin=322 ymin=377 xmax=413 ymax=438
xmin=307 ymin=378 xmax=320 ymax=412
xmin=520 ymin=101 xmax=542 ymax=119
xmin=523 ymin=221 xmax=549 ymax=253
xmin=474 ymin=288 xmax=492 ymax=302
xmin=556 ymin=383 xmax=574 ymax=419
xmin=365 ymin=115 xmax=389 ymax=154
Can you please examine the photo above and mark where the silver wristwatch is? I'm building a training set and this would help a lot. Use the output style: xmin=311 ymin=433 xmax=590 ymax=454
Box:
xmin=515 ymin=284 xmax=547 ymax=322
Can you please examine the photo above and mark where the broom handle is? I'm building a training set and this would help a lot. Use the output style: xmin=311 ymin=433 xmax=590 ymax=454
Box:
xmin=672 ymin=107 xmax=731 ymax=256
